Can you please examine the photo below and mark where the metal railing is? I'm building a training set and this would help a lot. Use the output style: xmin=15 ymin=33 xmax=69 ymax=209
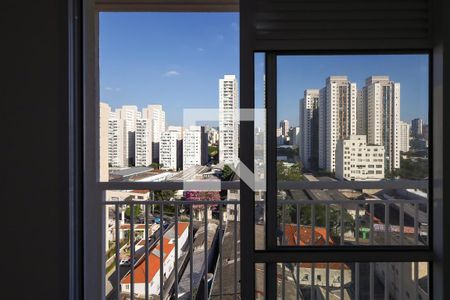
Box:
xmin=105 ymin=199 xmax=240 ymax=300
xmin=102 ymin=182 xmax=428 ymax=300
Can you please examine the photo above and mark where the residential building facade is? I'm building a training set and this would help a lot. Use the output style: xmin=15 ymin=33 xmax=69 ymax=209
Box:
xmin=300 ymin=89 xmax=320 ymax=170
xmin=142 ymin=104 xmax=166 ymax=164
xmin=219 ymin=75 xmax=239 ymax=164
xmin=399 ymin=121 xmax=411 ymax=153
xmin=318 ymin=76 xmax=357 ymax=172
xmin=411 ymin=118 xmax=424 ymax=138
xmin=115 ymin=105 xmax=141 ymax=166
xmin=183 ymin=125 xmax=208 ymax=170
xmin=335 ymin=135 xmax=385 ymax=181
xmin=365 ymin=76 xmax=401 ymax=171
xmin=159 ymin=128 xmax=182 ymax=171
xmin=135 ymin=118 xmax=152 ymax=166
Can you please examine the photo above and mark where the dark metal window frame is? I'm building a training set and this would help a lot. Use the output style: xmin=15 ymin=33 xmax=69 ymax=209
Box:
xmin=258 ymin=50 xmax=435 ymax=299
xmin=72 ymin=0 xmax=448 ymax=299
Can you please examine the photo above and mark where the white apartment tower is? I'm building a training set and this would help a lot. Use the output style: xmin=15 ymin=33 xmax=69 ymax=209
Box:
xmin=183 ymin=126 xmax=208 ymax=170
xmin=335 ymin=135 xmax=385 ymax=181
xmin=399 ymin=121 xmax=410 ymax=153
xmin=142 ymin=105 xmax=166 ymax=163
xmin=318 ymin=76 xmax=357 ymax=172
xmin=135 ymin=118 xmax=152 ymax=166
xmin=365 ymin=76 xmax=401 ymax=171
xmin=99 ymin=102 xmax=111 ymax=178
xmin=108 ymin=115 xmax=125 ymax=167
xmin=115 ymin=105 xmax=141 ymax=166
xmin=159 ymin=128 xmax=182 ymax=171
xmin=219 ymin=75 xmax=239 ymax=165
xmin=300 ymin=89 xmax=320 ymax=170
xmin=280 ymin=120 xmax=289 ymax=136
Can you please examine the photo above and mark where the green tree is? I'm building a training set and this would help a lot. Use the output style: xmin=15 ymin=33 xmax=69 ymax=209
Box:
xmin=221 ymin=165 xmax=235 ymax=181
xmin=387 ymin=157 xmax=428 ymax=179
xmin=278 ymin=204 xmax=355 ymax=243
xmin=125 ymin=205 xmax=142 ymax=219
xmin=277 ymin=162 xmax=304 ymax=181
xmin=149 ymin=162 xmax=160 ymax=169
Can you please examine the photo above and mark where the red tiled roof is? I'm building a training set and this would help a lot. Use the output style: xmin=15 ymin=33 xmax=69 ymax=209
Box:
xmin=283 ymin=224 xmax=349 ymax=270
xmin=283 ymin=224 xmax=332 ymax=246
xmin=131 ymin=190 xmax=149 ymax=194
xmin=121 ymin=222 xmax=189 ymax=284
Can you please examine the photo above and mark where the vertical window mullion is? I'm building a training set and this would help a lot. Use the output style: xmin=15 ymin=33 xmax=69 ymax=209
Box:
xmin=265 ymin=52 xmax=278 ymax=298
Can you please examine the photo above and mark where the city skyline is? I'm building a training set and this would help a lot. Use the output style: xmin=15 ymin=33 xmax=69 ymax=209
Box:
xmin=100 ymin=13 xmax=428 ymax=127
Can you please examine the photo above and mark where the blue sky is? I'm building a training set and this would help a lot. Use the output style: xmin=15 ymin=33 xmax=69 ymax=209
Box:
xmin=100 ymin=12 xmax=239 ymax=125
xmin=277 ymin=55 xmax=429 ymax=126
xmin=100 ymin=13 xmax=429 ymax=127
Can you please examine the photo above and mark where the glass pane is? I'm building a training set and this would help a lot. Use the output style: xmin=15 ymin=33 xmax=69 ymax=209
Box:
xmin=275 ymin=54 xmax=430 ymax=247
xmin=98 ymin=12 xmax=240 ymax=185
xmin=104 ymin=189 xmax=239 ymax=299
xmin=277 ymin=189 xmax=428 ymax=247
xmin=275 ymin=262 xmax=429 ymax=300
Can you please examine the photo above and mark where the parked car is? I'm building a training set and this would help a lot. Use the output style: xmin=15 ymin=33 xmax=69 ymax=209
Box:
xmin=119 ymin=259 xmax=131 ymax=266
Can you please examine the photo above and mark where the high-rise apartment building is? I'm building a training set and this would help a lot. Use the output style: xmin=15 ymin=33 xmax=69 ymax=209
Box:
xmin=280 ymin=120 xmax=289 ymax=136
xmin=108 ymin=115 xmax=125 ymax=168
xmin=364 ymin=76 xmax=401 ymax=171
xmin=183 ymin=126 xmax=208 ymax=170
xmin=300 ymin=89 xmax=320 ymax=170
xmin=100 ymin=102 xmax=111 ymax=178
xmin=422 ymin=123 xmax=429 ymax=140
xmin=335 ymin=135 xmax=385 ymax=181
xmin=318 ymin=76 xmax=357 ymax=172
xmin=135 ymin=118 xmax=152 ymax=167
xmin=115 ymin=105 xmax=141 ymax=166
xmin=207 ymin=127 xmax=219 ymax=146
xmin=99 ymin=103 xmax=111 ymax=252
xmin=142 ymin=105 xmax=166 ymax=163
xmin=159 ymin=127 xmax=182 ymax=171
xmin=411 ymin=118 xmax=424 ymax=138
xmin=399 ymin=121 xmax=411 ymax=153
xmin=219 ymin=75 xmax=239 ymax=164
xmin=356 ymin=88 xmax=367 ymax=135
xmin=289 ymin=126 xmax=301 ymax=147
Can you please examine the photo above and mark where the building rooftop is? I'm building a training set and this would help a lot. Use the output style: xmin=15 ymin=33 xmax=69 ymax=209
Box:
xmin=110 ymin=167 xmax=153 ymax=178
xmin=121 ymin=222 xmax=189 ymax=284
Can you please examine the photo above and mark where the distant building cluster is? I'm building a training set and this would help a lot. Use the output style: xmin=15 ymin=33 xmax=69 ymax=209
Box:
xmin=300 ymin=76 xmax=400 ymax=180
xmin=300 ymin=75 xmax=429 ymax=181
xmin=100 ymin=75 xmax=239 ymax=172
xmin=276 ymin=119 xmax=300 ymax=147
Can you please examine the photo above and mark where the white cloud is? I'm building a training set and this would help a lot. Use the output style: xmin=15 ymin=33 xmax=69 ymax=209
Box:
xmin=197 ymin=47 xmax=205 ymax=52
xmin=105 ymin=86 xmax=121 ymax=92
xmin=163 ymin=70 xmax=180 ymax=77
xmin=231 ymin=22 xmax=239 ymax=31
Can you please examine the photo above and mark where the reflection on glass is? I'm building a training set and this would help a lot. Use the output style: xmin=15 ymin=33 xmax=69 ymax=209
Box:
xmin=275 ymin=55 xmax=429 ymax=247
xmin=98 ymin=12 xmax=240 ymax=182
xmin=277 ymin=189 xmax=428 ymax=247
xmin=104 ymin=189 xmax=240 ymax=299
xmin=274 ymin=262 xmax=429 ymax=300
xmin=276 ymin=55 xmax=429 ymax=181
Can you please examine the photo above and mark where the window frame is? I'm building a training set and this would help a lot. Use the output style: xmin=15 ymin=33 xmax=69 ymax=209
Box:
xmin=75 ymin=0 xmax=447 ymax=299
xmin=260 ymin=49 xmax=435 ymax=299
xmin=81 ymin=1 xmax=240 ymax=299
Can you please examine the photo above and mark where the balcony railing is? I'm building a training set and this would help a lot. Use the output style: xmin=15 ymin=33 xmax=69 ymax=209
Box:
xmin=105 ymin=199 xmax=240 ymax=300
xmin=102 ymin=180 xmax=428 ymax=300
